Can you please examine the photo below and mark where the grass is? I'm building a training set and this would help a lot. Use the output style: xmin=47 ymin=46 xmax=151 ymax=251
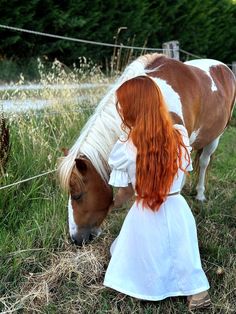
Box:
xmin=0 ymin=64 xmax=236 ymax=313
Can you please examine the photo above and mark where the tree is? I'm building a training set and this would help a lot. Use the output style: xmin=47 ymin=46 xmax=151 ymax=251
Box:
xmin=0 ymin=0 xmax=235 ymax=72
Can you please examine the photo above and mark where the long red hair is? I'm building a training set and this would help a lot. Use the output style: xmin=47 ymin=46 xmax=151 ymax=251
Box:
xmin=116 ymin=75 xmax=189 ymax=211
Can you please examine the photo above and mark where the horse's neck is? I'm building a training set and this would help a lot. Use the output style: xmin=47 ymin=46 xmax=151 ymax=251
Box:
xmin=71 ymin=58 xmax=154 ymax=180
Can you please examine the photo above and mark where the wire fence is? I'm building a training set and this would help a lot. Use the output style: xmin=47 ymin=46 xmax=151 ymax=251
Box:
xmin=0 ymin=24 xmax=234 ymax=67
xmin=0 ymin=24 xmax=163 ymax=52
xmin=0 ymin=24 xmax=235 ymax=191
xmin=0 ymin=24 xmax=205 ymax=60
xmin=0 ymin=169 xmax=57 ymax=191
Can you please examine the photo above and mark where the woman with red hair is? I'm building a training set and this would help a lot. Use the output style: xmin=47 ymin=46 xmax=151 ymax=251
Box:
xmin=104 ymin=76 xmax=210 ymax=310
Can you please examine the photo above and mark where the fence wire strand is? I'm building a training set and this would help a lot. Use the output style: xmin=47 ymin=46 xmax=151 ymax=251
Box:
xmin=0 ymin=24 xmax=164 ymax=52
xmin=0 ymin=24 xmax=233 ymax=67
xmin=0 ymin=169 xmax=57 ymax=191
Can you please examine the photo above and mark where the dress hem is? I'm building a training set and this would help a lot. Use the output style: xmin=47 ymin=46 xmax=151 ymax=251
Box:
xmin=103 ymin=281 xmax=210 ymax=301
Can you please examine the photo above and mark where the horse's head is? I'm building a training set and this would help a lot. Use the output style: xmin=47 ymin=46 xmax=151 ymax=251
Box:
xmin=68 ymin=157 xmax=113 ymax=245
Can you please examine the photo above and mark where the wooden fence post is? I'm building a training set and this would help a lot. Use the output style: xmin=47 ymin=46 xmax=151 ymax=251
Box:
xmin=162 ymin=41 xmax=180 ymax=60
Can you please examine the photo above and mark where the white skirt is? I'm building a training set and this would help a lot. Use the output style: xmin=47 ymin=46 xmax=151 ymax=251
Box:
xmin=103 ymin=195 xmax=210 ymax=300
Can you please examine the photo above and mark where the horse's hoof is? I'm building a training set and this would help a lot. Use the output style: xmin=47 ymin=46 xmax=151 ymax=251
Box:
xmin=195 ymin=194 xmax=206 ymax=202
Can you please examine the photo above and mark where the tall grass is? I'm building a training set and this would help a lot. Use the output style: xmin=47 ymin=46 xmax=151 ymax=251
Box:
xmin=0 ymin=61 xmax=235 ymax=313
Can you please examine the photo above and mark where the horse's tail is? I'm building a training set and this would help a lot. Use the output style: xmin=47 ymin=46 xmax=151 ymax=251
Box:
xmin=225 ymin=67 xmax=236 ymax=128
xmin=227 ymin=85 xmax=236 ymax=127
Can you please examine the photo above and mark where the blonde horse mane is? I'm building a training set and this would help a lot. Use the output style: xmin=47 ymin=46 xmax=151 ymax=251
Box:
xmin=58 ymin=53 xmax=163 ymax=190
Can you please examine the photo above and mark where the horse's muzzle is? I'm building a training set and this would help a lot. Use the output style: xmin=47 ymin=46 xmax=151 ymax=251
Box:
xmin=71 ymin=227 xmax=102 ymax=246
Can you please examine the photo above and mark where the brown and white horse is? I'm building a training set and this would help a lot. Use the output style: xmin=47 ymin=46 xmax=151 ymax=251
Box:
xmin=58 ymin=53 xmax=236 ymax=245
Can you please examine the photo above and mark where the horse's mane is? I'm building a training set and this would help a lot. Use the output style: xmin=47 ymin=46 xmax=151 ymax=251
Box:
xmin=58 ymin=53 xmax=163 ymax=190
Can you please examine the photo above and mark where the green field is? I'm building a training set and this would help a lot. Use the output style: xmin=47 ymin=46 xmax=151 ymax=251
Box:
xmin=0 ymin=78 xmax=236 ymax=313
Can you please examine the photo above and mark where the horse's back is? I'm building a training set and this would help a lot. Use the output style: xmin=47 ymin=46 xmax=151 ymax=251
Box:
xmin=185 ymin=59 xmax=235 ymax=104
xmin=146 ymin=57 xmax=201 ymax=135
xmin=184 ymin=59 xmax=236 ymax=148
xmin=146 ymin=56 xmax=236 ymax=149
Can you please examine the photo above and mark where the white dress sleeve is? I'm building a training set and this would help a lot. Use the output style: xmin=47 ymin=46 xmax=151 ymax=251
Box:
xmin=174 ymin=124 xmax=193 ymax=172
xmin=108 ymin=140 xmax=131 ymax=187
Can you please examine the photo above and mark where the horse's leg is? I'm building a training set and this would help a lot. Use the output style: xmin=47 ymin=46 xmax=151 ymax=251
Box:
xmin=196 ymin=136 xmax=220 ymax=201
xmin=181 ymin=173 xmax=186 ymax=190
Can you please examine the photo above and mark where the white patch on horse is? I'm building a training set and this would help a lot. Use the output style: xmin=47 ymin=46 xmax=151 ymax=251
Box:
xmin=196 ymin=135 xmax=221 ymax=201
xmin=150 ymin=77 xmax=184 ymax=121
xmin=189 ymin=128 xmax=200 ymax=145
xmin=68 ymin=197 xmax=78 ymax=239
xmin=185 ymin=59 xmax=225 ymax=92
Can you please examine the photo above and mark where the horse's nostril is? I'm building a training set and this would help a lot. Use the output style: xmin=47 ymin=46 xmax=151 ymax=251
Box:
xmin=71 ymin=229 xmax=98 ymax=246
xmin=71 ymin=235 xmax=83 ymax=246
xmin=89 ymin=233 xmax=94 ymax=241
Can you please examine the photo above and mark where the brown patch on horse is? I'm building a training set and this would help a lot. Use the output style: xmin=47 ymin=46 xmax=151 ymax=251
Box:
xmin=210 ymin=65 xmax=236 ymax=127
xmin=169 ymin=112 xmax=184 ymax=125
xmin=190 ymin=64 xmax=236 ymax=149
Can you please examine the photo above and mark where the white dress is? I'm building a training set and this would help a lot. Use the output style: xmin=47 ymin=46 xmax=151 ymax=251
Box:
xmin=103 ymin=124 xmax=210 ymax=301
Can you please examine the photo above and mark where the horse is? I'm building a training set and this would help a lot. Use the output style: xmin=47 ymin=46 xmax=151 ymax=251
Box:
xmin=58 ymin=53 xmax=236 ymax=245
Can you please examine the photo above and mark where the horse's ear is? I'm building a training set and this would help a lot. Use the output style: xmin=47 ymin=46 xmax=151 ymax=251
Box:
xmin=75 ymin=158 xmax=88 ymax=175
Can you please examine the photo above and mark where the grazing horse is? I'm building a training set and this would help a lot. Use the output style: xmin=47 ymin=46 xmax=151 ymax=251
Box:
xmin=58 ymin=53 xmax=236 ymax=245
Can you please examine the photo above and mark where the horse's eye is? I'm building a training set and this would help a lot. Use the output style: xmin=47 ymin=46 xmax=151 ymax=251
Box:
xmin=71 ymin=193 xmax=83 ymax=201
